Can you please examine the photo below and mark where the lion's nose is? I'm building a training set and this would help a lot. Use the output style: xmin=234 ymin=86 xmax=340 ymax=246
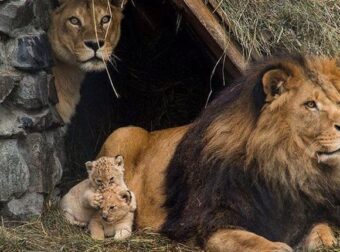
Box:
xmin=335 ymin=124 xmax=340 ymax=131
xmin=84 ymin=40 xmax=104 ymax=52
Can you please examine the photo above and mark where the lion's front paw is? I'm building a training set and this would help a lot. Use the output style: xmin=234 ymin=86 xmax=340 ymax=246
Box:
xmin=89 ymin=193 xmax=103 ymax=209
xmin=91 ymin=232 xmax=105 ymax=241
xmin=304 ymin=223 xmax=336 ymax=251
xmin=114 ymin=229 xmax=131 ymax=240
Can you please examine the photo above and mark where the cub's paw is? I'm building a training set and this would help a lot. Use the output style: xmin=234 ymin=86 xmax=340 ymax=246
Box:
xmin=114 ymin=229 xmax=131 ymax=240
xmin=91 ymin=232 xmax=105 ymax=241
xmin=89 ymin=193 xmax=103 ymax=209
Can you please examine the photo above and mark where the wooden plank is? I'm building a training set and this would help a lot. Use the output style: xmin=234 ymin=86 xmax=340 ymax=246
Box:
xmin=172 ymin=0 xmax=247 ymax=77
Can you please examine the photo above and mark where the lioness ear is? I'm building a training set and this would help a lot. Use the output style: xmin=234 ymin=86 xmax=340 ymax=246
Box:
xmin=114 ymin=155 xmax=124 ymax=169
xmin=262 ymin=69 xmax=289 ymax=102
xmin=110 ymin=0 xmax=128 ymax=8
xmin=85 ymin=161 xmax=93 ymax=172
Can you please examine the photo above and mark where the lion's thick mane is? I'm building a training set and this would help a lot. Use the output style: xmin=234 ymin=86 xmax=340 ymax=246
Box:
xmin=162 ymin=55 xmax=340 ymax=247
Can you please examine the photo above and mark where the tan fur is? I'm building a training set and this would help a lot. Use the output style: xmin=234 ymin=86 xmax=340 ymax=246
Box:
xmin=304 ymin=223 xmax=336 ymax=251
xmin=98 ymin=125 xmax=189 ymax=230
xmin=89 ymin=185 xmax=136 ymax=240
xmin=48 ymin=0 xmax=124 ymax=123
xmin=98 ymin=57 xmax=340 ymax=251
xmin=60 ymin=156 xmax=126 ymax=226
xmin=206 ymin=230 xmax=293 ymax=252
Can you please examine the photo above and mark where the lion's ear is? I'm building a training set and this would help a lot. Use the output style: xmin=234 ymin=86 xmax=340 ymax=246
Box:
xmin=262 ymin=69 xmax=289 ymax=102
xmin=114 ymin=155 xmax=124 ymax=170
xmin=110 ymin=0 xmax=128 ymax=8
xmin=85 ymin=161 xmax=94 ymax=173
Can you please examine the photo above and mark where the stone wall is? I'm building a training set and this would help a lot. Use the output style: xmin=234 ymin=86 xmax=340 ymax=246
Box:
xmin=0 ymin=0 xmax=64 ymax=219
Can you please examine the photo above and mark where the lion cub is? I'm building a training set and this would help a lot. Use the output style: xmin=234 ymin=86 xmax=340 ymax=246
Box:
xmin=60 ymin=155 xmax=127 ymax=227
xmin=89 ymin=185 xmax=136 ymax=241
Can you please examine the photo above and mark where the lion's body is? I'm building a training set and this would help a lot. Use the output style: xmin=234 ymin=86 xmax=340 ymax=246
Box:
xmin=89 ymin=186 xmax=136 ymax=240
xmin=98 ymin=56 xmax=340 ymax=251
xmin=48 ymin=0 xmax=124 ymax=123
xmin=60 ymin=156 xmax=127 ymax=226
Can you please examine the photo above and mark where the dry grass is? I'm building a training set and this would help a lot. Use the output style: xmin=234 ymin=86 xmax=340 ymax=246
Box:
xmin=0 ymin=205 xmax=339 ymax=252
xmin=0 ymin=206 xmax=200 ymax=252
xmin=217 ymin=0 xmax=340 ymax=58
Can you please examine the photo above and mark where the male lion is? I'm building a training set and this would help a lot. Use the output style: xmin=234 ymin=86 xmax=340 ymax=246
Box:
xmin=98 ymin=55 xmax=340 ymax=251
xmin=48 ymin=0 xmax=126 ymax=123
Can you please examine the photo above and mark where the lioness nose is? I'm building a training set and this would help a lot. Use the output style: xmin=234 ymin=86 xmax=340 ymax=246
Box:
xmin=84 ymin=40 xmax=104 ymax=51
xmin=335 ymin=124 xmax=340 ymax=131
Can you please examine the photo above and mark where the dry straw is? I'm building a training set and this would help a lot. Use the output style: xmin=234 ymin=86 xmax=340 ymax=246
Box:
xmin=217 ymin=0 xmax=340 ymax=59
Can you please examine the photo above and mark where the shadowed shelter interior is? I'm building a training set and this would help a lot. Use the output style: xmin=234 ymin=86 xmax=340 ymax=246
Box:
xmin=62 ymin=0 xmax=233 ymax=187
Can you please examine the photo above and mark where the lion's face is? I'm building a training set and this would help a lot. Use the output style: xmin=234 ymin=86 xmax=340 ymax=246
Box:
xmin=85 ymin=155 xmax=125 ymax=190
xmin=99 ymin=186 xmax=131 ymax=223
xmin=49 ymin=0 xmax=123 ymax=72
xmin=258 ymin=58 xmax=340 ymax=168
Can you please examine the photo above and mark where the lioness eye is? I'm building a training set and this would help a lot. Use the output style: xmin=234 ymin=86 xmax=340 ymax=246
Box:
xmin=69 ymin=17 xmax=81 ymax=26
xmin=109 ymin=206 xmax=116 ymax=210
xmin=101 ymin=15 xmax=111 ymax=24
xmin=109 ymin=177 xmax=115 ymax=184
xmin=304 ymin=101 xmax=317 ymax=109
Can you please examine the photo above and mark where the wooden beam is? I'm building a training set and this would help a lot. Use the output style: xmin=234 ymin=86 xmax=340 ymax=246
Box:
xmin=172 ymin=0 xmax=247 ymax=78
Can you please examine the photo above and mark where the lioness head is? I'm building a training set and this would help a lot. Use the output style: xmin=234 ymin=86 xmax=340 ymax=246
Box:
xmin=85 ymin=155 xmax=125 ymax=190
xmin=99 ymin=186 xmax=132 ymax=223
xmin=49 ymin=0 xmax=126 ymax=71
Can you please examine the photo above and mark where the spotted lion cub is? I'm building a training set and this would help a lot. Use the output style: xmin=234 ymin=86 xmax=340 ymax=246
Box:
xmin=60 ymin=155 xmax=127 ymax=226
xmin=89 ymin=185 xmax=136 ymax=240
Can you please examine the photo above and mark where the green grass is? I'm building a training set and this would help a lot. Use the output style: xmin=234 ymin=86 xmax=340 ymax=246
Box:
xmin=0 ymin=205 xmax=339 ymax=251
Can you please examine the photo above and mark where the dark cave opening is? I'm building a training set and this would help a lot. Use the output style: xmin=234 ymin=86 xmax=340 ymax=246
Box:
xmin=62 ymin=1 xmax=231 ymax=189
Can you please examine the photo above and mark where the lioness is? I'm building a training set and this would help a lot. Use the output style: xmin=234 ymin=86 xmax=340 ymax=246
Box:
xmin=48 ymin=0 xmax=126 ymax=123
xmin=98 ymin=55 xmax=340 ymax=251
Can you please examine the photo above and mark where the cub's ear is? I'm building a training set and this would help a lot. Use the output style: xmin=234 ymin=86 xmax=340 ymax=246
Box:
xmin=85 ymin=161 xmax=93 ymax=172
xmin=110 ymin=0 xmax=128 ymax=8
xmin=120 ymin=190 xmax=132 ymax=204
xmin=262 ymin=68 xmax=289 ymax=102
xmin=114 ymin=155 xmax=124 ymax=169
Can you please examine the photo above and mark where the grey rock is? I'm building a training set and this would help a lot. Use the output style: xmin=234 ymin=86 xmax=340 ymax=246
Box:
xmin=10 ymin=32 xmax=53 ymax=71
xmin=0 ymin=69 xmax=21 ymax=104
xmin=48 ymin=74 xmax=59 ymax=105
xmin=0 ymin=139 xmax=29 ymax=201
xmin=0 ymin=0 xmax=34 ymax=36
xmin=0 ymin=106 xmax=25 ymax=137
xmin=33 ymin=0 xmax=53 ymax=31
xmin=13 ymin=72 xmax=49 ymax=109
xmin=18 ymin=132 xmax=63 ymax=193
xmin=6 ymin=192 xmax=44 ymax=219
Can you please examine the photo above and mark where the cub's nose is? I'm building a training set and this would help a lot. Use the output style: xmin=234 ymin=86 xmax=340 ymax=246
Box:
xmin=84 ymin=40 xmax=104 ymax=51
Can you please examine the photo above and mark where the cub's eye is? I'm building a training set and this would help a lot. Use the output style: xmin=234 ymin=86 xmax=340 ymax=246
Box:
xmin=101 ymin=15 xmax=111 ymax=24
xmin=96 ymin=179 xmax=102 ymax=184
xmin=69 ymin=16 xmax=81 ymax=26
xmin=109 ymin=205 xmax=116 ymax=210
xmin=304 ymin=101 xmax=318 ymax=109
xmin=109 ymin=177 xmax=115 ymax=184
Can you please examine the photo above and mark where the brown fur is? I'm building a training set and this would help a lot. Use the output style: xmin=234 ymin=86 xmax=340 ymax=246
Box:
xmin=98 ymin=56 xmax=340 ymax=251
xmin=48 ymin=0 xmax=124 ymax=123
xmin=60 ymin=156 xmax=126 ymax=226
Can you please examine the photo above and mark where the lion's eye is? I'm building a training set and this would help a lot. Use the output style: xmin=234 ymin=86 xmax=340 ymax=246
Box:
xmin=69 ymin=17 xmax=81 ymax=26
xmin=304 ymin=101 xmax=318 ymax=109
xmin=101 ymin=15 xmax=111 ymax=24
xmin=109 ymin=205 xmax=116 ymax=210
xmin=96 ymin=179 xmax=102 ymax=184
